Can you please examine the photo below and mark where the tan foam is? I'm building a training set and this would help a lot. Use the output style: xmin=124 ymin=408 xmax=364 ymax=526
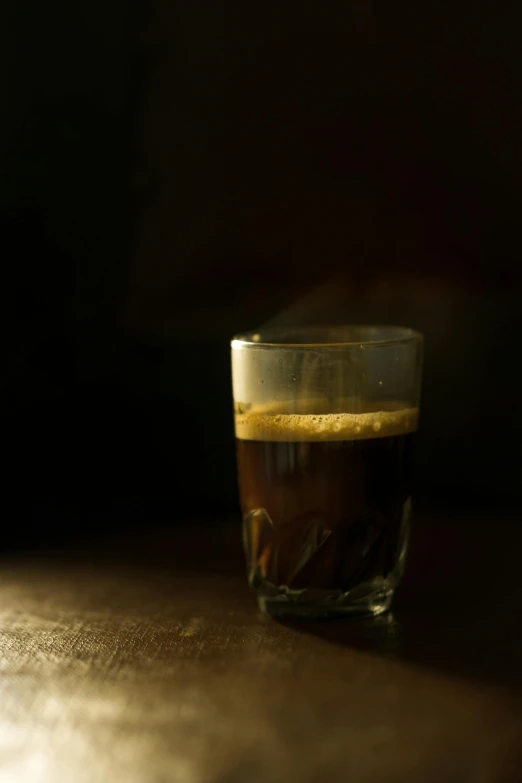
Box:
xmin=235 ymin=407 xmax=418 ymax=442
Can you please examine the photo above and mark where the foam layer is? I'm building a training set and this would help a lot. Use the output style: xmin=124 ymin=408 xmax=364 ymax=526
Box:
xmin=235 ymin=407 xmax=418 ymax=442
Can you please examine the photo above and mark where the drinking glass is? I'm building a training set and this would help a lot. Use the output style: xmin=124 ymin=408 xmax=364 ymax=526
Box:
xmin=231 ymin=325 xmax=423 ymax=619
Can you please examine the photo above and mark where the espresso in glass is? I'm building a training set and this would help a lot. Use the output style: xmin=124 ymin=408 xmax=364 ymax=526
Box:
xmin=231 ymin=326 xmax=423 ymax=618
xmin=235 ymin=403 xmax=417 ymax=616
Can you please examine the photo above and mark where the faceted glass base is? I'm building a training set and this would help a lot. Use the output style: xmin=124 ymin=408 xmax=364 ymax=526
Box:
xmin=243 ymin=498 xmax=411 ymax=621
xmin=258 ymin=589 xmax=394 ymax=620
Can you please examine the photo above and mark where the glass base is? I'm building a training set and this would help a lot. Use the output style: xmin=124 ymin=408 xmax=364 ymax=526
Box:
xmin=257 ymin=589 xmax=393 ymax=620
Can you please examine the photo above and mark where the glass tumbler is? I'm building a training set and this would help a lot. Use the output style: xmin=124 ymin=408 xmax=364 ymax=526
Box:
xmin=231 ymin=326 xmax=423 ymax=619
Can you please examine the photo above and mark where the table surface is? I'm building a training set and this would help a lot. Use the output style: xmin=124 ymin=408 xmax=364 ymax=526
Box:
xmin=0 ymin=516 xmax=521 ymax=783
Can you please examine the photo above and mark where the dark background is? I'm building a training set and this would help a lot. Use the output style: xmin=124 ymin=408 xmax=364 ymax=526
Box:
xmin=2 ymin=1 xmax=521 ymax=544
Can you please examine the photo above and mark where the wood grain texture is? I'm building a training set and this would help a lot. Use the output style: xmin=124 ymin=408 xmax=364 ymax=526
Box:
xmin=0 ymin=518 xmax=521 ymax=783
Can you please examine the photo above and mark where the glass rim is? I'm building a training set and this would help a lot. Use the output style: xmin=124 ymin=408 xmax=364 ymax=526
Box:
xmin=231 ymin=324 xmax=423 ymax=349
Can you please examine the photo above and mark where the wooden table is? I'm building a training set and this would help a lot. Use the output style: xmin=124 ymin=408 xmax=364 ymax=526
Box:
xmin=0 ymin=517 xmax=521 ymax=783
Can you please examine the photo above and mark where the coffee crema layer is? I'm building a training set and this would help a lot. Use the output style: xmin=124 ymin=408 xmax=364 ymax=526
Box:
xmin=235 ymin=407 xmax=418 ymax=442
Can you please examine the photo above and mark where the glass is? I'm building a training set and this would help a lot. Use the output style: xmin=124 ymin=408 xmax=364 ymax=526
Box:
xmin=231 ymin=325 xmax=423 ymax=619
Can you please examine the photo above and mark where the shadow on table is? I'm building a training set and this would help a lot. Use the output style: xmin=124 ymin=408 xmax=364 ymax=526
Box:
xmin=124 ymin=517 xmax=522 ymax=690
xmin=278 ymin=520 xmax=522 ymax=689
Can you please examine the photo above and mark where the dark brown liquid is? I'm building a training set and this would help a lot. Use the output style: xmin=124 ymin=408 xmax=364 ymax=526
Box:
xmin=236 ymin=433 xmax=413 ymax=594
